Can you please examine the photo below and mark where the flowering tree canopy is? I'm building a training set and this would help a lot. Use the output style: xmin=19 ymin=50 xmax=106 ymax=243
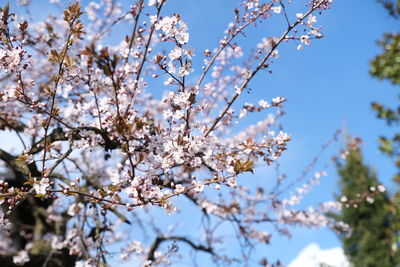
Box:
xmin=0 ymin=0 xmax=372 ymax=266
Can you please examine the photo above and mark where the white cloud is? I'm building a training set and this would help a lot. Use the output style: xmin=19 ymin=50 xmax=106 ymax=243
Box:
xmin=288 ymin=243 xmax=351 ymax=267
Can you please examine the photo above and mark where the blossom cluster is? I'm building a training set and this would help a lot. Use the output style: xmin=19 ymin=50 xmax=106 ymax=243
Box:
xmin=0 ymin=0 xmax=364 ymax=266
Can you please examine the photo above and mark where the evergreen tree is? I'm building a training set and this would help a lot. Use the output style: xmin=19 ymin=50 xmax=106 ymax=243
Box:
xmin=334 ymin=147 xmax=399 ymax=267
xmin=370 ymin=0 xmax=400 ymax=254
xmin=334 ymin=1 xmax=400 ymax=265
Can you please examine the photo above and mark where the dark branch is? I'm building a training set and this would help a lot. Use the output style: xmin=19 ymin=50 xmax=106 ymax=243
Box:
xmin=147 ymin=236 xmax=215 ymax=262
xmin=28 ymin=126 xmax=121 ymax=155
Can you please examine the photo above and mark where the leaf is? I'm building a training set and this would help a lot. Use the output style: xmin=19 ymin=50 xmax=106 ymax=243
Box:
xmin=16 ymin=154 xmax=28 ymax=162
xmin=48 ymin=49 xmax=61 ymax=63
xmin=19 ymin=20 xmax=28 ymax=33
xmin=233 ymin=160 xmax=254 ymax=174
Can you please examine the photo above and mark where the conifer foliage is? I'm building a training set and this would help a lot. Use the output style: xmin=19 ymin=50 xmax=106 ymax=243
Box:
xmin=333 ymin=146 xmax=399 ymax=267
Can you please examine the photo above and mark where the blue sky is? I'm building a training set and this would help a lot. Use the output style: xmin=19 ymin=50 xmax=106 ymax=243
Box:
xmin=159 ymin=0 xmax=400 ymax=264
xmin=9 ymin=0 xmax=400 ymax=265
xmin=155 ymin=0 xmax=399 ymax=264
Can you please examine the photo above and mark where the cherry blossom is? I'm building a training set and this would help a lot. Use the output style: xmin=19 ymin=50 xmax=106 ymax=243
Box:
xmin=0 ymin=0 xmax=370 ymax=266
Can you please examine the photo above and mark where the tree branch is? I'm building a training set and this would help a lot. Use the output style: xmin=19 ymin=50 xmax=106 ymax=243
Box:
xmin=147 ymin=236 xmax=215 ymax=262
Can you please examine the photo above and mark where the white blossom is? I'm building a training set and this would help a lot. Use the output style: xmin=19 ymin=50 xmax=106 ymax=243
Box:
xmin=33 ymin=178 xmax=50 ymax=196
xmin=13 ymin=250 xmax=29 ymax=265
